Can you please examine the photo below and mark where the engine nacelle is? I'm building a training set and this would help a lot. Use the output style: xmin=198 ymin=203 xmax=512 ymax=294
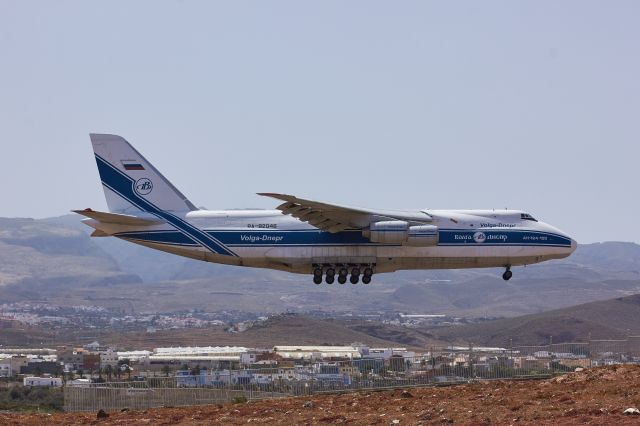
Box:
xmin=405 ymin=224 xmax=439 ymax=247
xmin=364 ymin=221 xmax=439 ymax=247
xmin=365 ymin=221 xmax=409 ymax=244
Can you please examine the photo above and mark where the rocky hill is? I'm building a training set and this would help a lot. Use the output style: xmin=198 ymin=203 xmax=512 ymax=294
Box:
xmin=424 ymin=294 xmax=640 ymax=346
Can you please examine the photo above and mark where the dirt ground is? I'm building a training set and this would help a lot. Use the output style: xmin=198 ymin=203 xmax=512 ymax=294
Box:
xmin=2 ymin=365 xmax=640 ymax=425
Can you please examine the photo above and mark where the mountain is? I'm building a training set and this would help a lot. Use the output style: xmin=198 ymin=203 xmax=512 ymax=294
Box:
xmin=424 ymin=294 xmax=640 ymax=346
xmin=0 ymin=218 xmax=140 ymax=303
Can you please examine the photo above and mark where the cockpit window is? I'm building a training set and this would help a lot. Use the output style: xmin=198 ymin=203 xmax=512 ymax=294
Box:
xmin=520 ymin=213 xmax=537 ymax=222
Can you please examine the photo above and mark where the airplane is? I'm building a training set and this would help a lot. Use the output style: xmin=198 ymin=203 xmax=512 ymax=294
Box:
xmin=76 ymin=134 xmax=577 ymax=285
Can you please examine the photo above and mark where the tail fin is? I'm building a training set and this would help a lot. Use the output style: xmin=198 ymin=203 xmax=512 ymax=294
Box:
xmin=90 ymin=134 xmax=197 ymax=213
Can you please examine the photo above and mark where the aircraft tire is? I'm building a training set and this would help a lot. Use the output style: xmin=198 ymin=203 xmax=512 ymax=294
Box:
xmin=313 ymin=275 xmax=323 ymax=285
xmin=362 ymin=275 xmax=371 ymax=284
xmin=502 ymin=270 xmax=513 ymax=281
xmin=338 ymin=275 xmax=347 ymax=284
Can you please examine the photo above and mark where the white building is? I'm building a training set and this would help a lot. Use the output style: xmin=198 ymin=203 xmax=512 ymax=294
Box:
xmin=0 ymin=359 xmax=11 ymax=377
xmin=23 ymin=377 xmax=62 ymax=387
xmin=146 ymin=346 xmax=248 ymax=364
xmin=68 ymin=378 xmax=91 ymax=387
xmin=367 ymin=348 xmax=415 ymax=360
xmin=117 ymin=350 xmax=152 ymax=363
xmin=99 ymin=348 xmax=119 ymax=368
xmin=274 ymin=346 xmax=361 ymax=360
xmin=0 ymin=356 xmax=28 ymax=377
xmin=240 ymin=352 xmax=257 ymax=366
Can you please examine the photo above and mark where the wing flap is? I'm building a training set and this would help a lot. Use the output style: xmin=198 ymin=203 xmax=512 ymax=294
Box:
xmin=258 ymin=193 xmax=370 ymax=232
xmin=259 ymin=192 xmax=431 ymax=233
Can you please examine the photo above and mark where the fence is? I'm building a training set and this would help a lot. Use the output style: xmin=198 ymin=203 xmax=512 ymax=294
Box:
xmin=64 ymin=338 xmax=640 ymax=412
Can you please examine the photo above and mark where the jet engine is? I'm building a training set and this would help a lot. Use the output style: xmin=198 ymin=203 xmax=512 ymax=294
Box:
xmin=363 ymin=221 xmax=439 ymax=247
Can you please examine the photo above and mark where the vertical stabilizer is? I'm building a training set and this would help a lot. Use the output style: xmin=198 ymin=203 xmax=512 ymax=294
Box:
xmin=90 ymin=134 xmax=197 ymax=213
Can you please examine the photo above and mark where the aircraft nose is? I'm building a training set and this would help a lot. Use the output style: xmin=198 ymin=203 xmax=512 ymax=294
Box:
xmin=570 ymin=238 xmax=578 ymax=253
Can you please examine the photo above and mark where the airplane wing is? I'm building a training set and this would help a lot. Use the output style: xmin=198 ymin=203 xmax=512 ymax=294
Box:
xmin=258 ymin=193 xmax=432 ymax=233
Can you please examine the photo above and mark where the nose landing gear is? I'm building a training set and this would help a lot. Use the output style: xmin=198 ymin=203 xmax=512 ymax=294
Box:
xmin=502 ymin=266 xmax=512 ymax=281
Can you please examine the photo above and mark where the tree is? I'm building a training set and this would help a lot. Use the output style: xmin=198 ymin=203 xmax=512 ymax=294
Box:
xmin=53 ymin=364 xmax=63 ymax=378
xmin=105 ymin=365 xmax=113 ymax=381
xmin=161 ymin=365 xmax=172 ymax=377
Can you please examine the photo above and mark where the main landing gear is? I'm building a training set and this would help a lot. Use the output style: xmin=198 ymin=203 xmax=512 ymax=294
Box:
xmin=502 ymin=266 xmax=513 ymax=281
xmin=312 ymin=264 xmax=374 ymax=285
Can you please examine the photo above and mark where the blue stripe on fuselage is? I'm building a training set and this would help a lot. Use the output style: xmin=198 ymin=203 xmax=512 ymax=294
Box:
xmin=438 ymin=229 xmax=571 ymax=247
xmin=113 ymin=228 xmax=572 ymax=248
xmin=95 ymin=155 xmax=237 ymax=257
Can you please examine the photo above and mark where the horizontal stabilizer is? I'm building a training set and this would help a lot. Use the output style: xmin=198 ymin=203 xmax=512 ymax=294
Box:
xmin=72 ymin=209 xmax=165 ymax=226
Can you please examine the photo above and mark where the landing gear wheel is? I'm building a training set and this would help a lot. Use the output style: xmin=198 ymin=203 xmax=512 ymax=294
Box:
xmin=350 ymin=267 xmax=361 ymax=284
xmin=313 ymin=268 xmax=323 ymax=278
xmin=325 ymin=269 xmax=335 ymax=284
xmin=313 ymin=275 xmax=323 ymax=285
xmin=362 ymin=267 xmax=373 ymax=284
xmin=338 ymin=268 xmax=348 ymax=284
xmin=502 ymin=270 xmax=513 ymax=281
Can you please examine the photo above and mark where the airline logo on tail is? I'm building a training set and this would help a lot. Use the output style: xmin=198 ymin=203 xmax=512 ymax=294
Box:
xmin=135 ymin=178 xmax=153 ymax=195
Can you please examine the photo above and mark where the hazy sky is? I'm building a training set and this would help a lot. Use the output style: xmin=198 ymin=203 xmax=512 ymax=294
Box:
xmin=0 ymin=1 xmax=638 ymax=243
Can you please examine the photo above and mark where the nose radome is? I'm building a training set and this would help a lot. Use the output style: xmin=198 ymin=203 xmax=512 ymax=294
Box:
xmin=539 ymin=222 xmax=576 ymax=254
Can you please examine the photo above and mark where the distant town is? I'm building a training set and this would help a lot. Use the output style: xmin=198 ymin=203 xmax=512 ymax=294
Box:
xmin=2 ymin=316 xmax=639 ymax=392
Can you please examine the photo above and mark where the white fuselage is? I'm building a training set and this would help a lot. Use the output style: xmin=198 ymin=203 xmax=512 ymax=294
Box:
xmin=84 ymin=208 xmax=577 ymax=275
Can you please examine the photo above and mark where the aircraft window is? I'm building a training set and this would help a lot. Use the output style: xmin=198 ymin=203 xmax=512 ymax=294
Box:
xmin=520 ymin=213 xmax=537 ymax=222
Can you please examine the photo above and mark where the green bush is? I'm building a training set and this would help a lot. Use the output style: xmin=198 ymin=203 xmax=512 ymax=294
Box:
xmin=0 ymin=385 xmax=63 ymax=412
xmin=231 ymin=396 xmax=248 ymax=404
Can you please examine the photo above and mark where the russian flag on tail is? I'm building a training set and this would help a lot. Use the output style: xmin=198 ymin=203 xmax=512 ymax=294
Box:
xmin=122 ymin=161 xmax=145 ymax=171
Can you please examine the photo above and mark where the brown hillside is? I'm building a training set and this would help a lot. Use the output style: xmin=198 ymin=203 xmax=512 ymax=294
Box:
xmin=427 ymin=293 xmax=640 ymax=346
xmin=94 ymin=314 xmax=437 ymax=350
